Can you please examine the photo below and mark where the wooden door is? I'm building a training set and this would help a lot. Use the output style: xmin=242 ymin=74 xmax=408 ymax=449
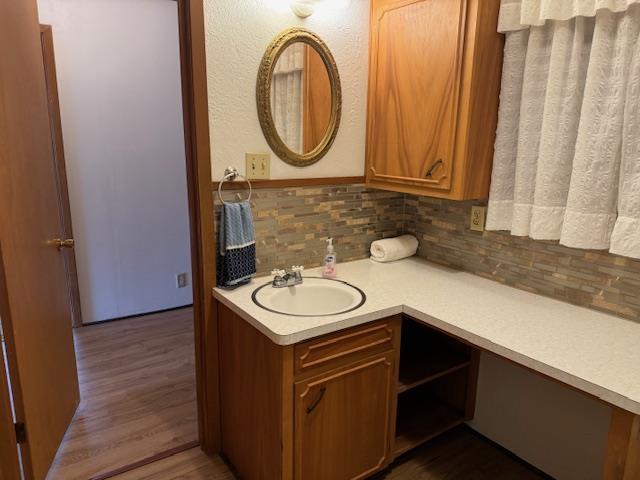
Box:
xmin=0 ymin=1 xmax=80 ymax=479
xmin=302 ymin=45 xmax=332 ymax=154
xmin=366 ymin=0 xmax=466 ymax=191
xmin=294 ymin=353 xmax=395 ymax=480
xmin=40 ymin=24 xmax=83 ymax=328
xmin=0 ymin=341 xmax=20 ymax=480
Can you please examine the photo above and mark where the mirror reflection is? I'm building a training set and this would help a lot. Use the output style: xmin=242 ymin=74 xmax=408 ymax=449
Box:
xmin=270 ymin=41 xmax=332 ymax=155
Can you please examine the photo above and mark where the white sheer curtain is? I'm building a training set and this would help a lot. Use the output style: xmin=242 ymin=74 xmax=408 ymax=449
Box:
xmin=486 ymin=0 xmax=640 ymax=259
xmin=271 ymin=43 xmax=305 ymax=153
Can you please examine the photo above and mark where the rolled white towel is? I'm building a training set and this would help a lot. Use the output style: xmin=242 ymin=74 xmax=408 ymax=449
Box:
xmin=370 ymin=235 xmax=419 ymax=263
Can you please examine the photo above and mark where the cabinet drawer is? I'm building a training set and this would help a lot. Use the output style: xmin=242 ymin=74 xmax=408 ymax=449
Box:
xmin=294 ymin=319 xmax=398 ymax=377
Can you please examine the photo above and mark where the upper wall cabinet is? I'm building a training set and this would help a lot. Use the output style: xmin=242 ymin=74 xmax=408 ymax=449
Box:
xmin=365 ymin=0 xmax=503 ymax=200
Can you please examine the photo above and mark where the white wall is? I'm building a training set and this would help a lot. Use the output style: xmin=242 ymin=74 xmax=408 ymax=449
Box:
xmin=204 ymin=0 xmax=369 ymax=180
xmin=470 ymin=353 xmax=611 ymax=479
xmin=37 ymin=0 xmax=193 ymax=323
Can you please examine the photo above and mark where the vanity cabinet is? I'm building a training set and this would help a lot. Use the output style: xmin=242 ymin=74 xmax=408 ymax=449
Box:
xmin=218 ymin=303 xmax=479 ymax=480
xmin=365 ymin=0 xmax=504 ymax=200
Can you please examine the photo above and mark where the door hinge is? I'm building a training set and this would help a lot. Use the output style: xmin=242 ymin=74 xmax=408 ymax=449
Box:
xmin=14 ymin=422 xmax=26 ymax=444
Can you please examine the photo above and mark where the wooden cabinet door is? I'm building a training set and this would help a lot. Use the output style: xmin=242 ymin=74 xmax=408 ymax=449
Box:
xmin=367 ymin=0 xmax=466 ymax=192
xmin=294 ymin=352 xmax=395 ymax=480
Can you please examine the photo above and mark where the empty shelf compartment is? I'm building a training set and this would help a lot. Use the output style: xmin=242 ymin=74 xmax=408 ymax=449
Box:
xmin=394 ymin=367 xmax=470 ymax=458
xmin=398 ymin=318 xmax=472 ymax=393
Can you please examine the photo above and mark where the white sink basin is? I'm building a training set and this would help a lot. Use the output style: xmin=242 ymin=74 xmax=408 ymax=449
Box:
xmin=252 ymin=277 xmax=366 ymax=317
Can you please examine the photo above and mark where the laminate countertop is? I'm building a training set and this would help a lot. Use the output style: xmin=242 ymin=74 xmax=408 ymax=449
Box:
xmin=213 ymin=257 xmax=640 ymax=415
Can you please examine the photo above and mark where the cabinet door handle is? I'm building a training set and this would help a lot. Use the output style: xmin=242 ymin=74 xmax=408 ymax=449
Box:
xmin=425 ymin=158 xmax=444 ymax=178
xmin=306 ymin=386 xmax=326 ymax=414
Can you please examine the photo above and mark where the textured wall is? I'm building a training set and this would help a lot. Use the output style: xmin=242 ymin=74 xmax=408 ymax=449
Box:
xmin=215 ymin=185 xmax=405 ymax=276
xmin=405 ymin=195 xmax=640 ymax=322
xmin=203 ymin=0 xmax=370 ymax=180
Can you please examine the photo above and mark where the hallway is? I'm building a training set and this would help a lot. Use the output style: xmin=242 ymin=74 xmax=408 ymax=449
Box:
xmin=46 ymin=308 xmax=197 ymax=480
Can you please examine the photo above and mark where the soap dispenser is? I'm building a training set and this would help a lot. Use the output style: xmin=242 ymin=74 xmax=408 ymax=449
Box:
xmin=322 ymin=238 xmax=337 ymax=278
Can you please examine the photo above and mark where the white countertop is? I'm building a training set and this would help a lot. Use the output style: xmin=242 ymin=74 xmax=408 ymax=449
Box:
xmin=213 ymin=257 xmax=640 ymax=415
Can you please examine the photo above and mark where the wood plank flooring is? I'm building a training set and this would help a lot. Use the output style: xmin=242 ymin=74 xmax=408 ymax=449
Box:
xmin=379 ymin=427 xmax=549 ymax=479
xmin=46 ymin=308 xmax=198 ymax=480
xmin=110 ymin=447 xmax=233 ymax=480
xmin=108 ymin=427 xmax=548 ymax=480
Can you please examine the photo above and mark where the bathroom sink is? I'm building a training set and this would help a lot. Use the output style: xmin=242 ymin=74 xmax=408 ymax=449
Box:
xmin=252 ymin=277 xmax=366 ymax=317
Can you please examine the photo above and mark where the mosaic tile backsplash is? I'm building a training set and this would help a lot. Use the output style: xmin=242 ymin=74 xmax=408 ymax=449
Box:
xmin=215 ymin=183 xmax=640 ymax=322
xmin=405 ymin=195 xmax=640 ymax=322
xmin=215 ymin=184 xmax=405 ymax=276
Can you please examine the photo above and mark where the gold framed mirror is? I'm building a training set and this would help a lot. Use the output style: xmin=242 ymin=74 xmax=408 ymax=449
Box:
xmin=256 ymin=28 xmax=342 ymax=167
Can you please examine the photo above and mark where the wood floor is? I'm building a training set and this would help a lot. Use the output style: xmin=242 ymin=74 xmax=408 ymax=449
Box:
xmin=106 ymin=427 xmax=548 ymax=480
xmin=379 ymin=427 xmax=549 ymax=480
xmin=46 ymin=308 xmax=198 ymax=480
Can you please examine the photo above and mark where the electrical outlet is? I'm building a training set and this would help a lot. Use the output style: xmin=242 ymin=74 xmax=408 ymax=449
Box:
xmin=470 ymin=206 xmax=487 ymax=232
xmin=176 ymin=272 xmax=189 ymax=288
xmin=245 ymin=153 xmax=270 ymax=180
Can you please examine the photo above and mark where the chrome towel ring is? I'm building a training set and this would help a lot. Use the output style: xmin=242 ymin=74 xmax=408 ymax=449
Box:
xmin=218 ymin=166 xmax=253 ymax=205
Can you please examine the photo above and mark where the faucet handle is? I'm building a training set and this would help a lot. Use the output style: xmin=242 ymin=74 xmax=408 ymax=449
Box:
xmin=271 ymin=268 xmax=286 ymax=277
xmin=291 ymin=265 xmax=304 ymax=273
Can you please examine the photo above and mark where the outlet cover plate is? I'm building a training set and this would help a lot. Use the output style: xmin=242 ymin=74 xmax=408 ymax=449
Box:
xmin=246 ymin=153 xmax=270 ymax=180
xmin=176 ymin=272 xmax=189 ymax=288
xmin=470 ymin=206 xmax=486 ymax=232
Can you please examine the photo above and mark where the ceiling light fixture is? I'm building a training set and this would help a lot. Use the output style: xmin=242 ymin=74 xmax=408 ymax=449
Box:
xmin=290 ymin=0 xmax=319 ymax=18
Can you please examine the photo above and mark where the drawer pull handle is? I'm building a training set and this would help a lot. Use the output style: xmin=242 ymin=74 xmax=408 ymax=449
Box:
xmin=425 ymin=158 xmax=444 ymax=178
xmin=306 ymin=387 xmax=326 ymax=414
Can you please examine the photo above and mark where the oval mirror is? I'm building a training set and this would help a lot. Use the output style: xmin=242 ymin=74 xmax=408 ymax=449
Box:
xmin=257 ymin=28 xmax=342 ymax=167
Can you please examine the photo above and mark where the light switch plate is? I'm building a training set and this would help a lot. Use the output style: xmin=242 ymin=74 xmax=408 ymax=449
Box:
xmin=470 ymin=206 xmax=486 ymax=232
xmin=246 ymin=153 xmax=270 ymax=180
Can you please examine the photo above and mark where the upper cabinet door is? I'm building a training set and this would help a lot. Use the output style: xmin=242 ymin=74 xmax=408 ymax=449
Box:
xmin=366 ymin=0 xmax=503 ymax=200
xmin=367 ymin=0 xmax=466 ymax=192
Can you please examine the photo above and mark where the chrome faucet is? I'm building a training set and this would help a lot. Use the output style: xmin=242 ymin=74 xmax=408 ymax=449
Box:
xmin=271 ymin=266 xmax=304 ymax=288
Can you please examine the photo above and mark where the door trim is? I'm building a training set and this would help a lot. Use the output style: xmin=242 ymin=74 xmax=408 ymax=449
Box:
xmin=174 ymin=0 xmax=220 ymax=453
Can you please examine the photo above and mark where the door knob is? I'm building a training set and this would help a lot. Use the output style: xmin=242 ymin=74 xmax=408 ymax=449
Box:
xmin=49 ymin=238 xmax=75 ymax=250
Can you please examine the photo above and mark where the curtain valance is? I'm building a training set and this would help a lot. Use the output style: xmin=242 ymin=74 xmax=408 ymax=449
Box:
xmin=499 ymin=0 xmax=640 ymax=32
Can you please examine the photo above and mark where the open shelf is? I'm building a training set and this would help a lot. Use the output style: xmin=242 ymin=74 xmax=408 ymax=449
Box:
xmin=398 ymin=349 xmax=470 ymax=393
xmin=394 ymin=319 xmax=477 ymax=460
xmin=393 ymin=396 xmax=464 ymax=458
xmin=397 ymin=318 xmax=472 ymax=394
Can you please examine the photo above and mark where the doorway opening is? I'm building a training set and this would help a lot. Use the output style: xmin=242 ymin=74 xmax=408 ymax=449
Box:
xmin=37 ymin=1 xmax=199 ymax=478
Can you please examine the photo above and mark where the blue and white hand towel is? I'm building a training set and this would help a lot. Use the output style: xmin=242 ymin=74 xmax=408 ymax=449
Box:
xmin=217 ymin=201 xmax=256 ymax=288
